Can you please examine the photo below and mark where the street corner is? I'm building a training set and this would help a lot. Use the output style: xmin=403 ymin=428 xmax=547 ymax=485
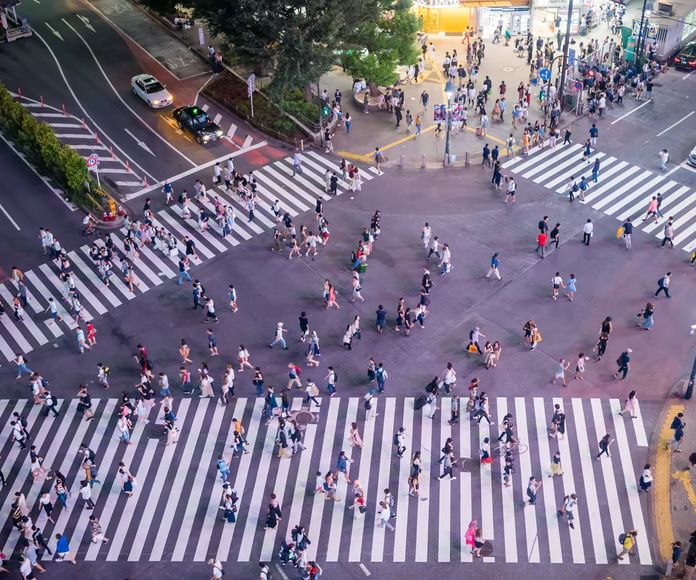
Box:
xmin=653 ymin=395 xmax=690 ymax=565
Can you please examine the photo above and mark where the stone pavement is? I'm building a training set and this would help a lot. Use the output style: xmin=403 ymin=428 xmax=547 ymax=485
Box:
xmin=654 ymin=380 xmax=696 ymax=576
xmin=325 ymin=16 xmax=625 ymax=169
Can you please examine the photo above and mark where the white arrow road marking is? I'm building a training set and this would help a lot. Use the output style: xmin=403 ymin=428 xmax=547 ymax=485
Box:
xmin=76 ymin=14 xmax=97 ymax=33
xmin=45 ymin=23 xmax=64 ymax=41
xmin=124 ymin=128 xmax=156 ymax=156
xmin=213 ymin=113 xmax=222 ymax=125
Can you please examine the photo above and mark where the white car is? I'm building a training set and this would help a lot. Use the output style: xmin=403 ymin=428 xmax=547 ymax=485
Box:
xmin=131 ymin=74 xmax=173 ymax=108
xmin=688 ymin=145 xmax=696 ymax=167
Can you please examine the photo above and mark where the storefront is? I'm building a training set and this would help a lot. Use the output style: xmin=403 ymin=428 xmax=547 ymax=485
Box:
xmin=414 ymin=0 xmax=529 ymax=36
xmin=477 ymin=6 xmax=530 ymax=38
xmin=531 ymin=0 xmax=602 ymax=37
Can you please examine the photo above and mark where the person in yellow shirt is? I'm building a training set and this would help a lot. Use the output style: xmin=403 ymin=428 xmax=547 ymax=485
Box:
xmin=617 ymin=530 xmax=638 ymax=560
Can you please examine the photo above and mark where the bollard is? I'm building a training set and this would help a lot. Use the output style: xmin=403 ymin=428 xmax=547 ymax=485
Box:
xmin=126 ymin=160 xmax=131 ymax=173
xmin=465 ymin=152 xmax=470 ymax=167
xmin=399 ymin=154 xmax=405 ymax=168
xmin=300 ymin=139 xmax=304 ymax=152
xmin=143 ymin=175 xmax=148 ymax=187
xmin=40 ymin=96 xmax=44 ymax=108
xmin=95 ymin=133 xmax=100 ymax=145
xmin=109 ymin=146 xmax=114 ymax=158
xmin=421 ymin=153 xmax=426 ymax=169
xmin=81 ymin=118 xmax=86 ymax=129
xmin=17 ymin=87 xmax=22 ymax=98
xmin=62 ymin=104 xmax=67 ymax=116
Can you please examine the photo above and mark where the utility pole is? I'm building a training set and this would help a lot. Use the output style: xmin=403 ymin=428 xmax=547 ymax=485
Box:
xmin=634 ymin=0 xmax=650 ymax=64
xmin=685 ymin=352 xmax=696 ymax=399
xmin=558 ymin=0 xmax=574 ymax=113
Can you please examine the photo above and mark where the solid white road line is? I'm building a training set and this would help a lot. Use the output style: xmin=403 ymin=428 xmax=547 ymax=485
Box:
xmin=243 ymin=135 xmax=254 ymax=148
xmin=552 ymin=397 xmax=585 ymax=564
xmin=656 ymin=111 xmax=695 ymax=136
xmin=581 ymin=164 xmax=636 ymax=204
xmin=615 ymin=180 xmax=680 ymax=222
xmin=226 ymin=124 xmax=237 ymax=139
xmin=521 ymin=144 xmax=582 ymax=180
xmin=590 ymin=398 xmax=627 ymax=564
xmin=496 ymin=398 xmax=516 ymax=563
xmin=370 ymin=398 xmax=393 ymax=561
xmin=38 ymin=263 xmax=94 ymax=320
xmin=0 ymin=286 xmax=48 ymax=347
xmin=305 ymin=397 xmax=340 ymax=561
xmin=571 ymin=398 xmax=608 ymax=563
xmin=460 ymin=471 xmax=473 ymax=562
xmin=326 ymin=398 xmax=359 ymax=561
xmin=610 ymin=99 xmax=652 ymax=125
xmin=415 ymin=408 xmax=432 ymax=562
xmin=68 ymin=250 xmax=122 ymax=307
xmin=438 ymin=398 xmax=452 ymax=562
xmin=215 ymin=398 xmax=265 ymax=561
xmin=202 ymin=104 xmax=209 ymax=112
xmin=348 ymin=395 xmax=378 ymax=562
xmin=213 ymin=113 xmax=222 ymax=125
xmin=0 ymin=301 xmax=33 ymax=353
xmin=103 ymin=432 xmax=156 ymax=561
xmin=0 ymin=202 xmax=21 ymax=230
xmin=128 ymin=400 xmax=192 ymax=561
xmin=515 ymin=397 xmax=539 ymax=563
xmin=25 ymin=270 xmax=78 ymax=329
xmin=610 ymin=399 xmax=652 ymax=565
xmin=393 ymin=398 xmax=414 ymax=562
xmin=194 ymin=397 xmax=248 ymax=561
xmin=171 ymin=404 xmax=227 ymax=560
xmin=150 ymin=400 xmax=211 ymax=560
xmin=237 ymin=404 xmax=283 ymax=561
xmin=532 ymin=398 xmax=562 ymax=563
xmin=629 ymin=399 xmax=649 ymax=447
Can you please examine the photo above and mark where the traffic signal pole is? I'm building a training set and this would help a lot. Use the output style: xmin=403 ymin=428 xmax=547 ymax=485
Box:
xmin=558 ymin=0 xmax=574 ymax=113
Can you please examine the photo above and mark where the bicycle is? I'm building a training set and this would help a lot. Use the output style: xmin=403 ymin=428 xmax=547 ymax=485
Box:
xmin=491 ymin=440 xmax=528 ymax=459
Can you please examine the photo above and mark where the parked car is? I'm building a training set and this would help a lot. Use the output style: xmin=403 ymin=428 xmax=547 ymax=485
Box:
xmin=172 ymin=105 xmax=223 ymax=144
xmin=131 ymin=74 xmax=173 ymax=108
xmin=673 ymin=41 xmax=696 ymax=71
xmin=688 ymin=144 xmax=696 ymax=167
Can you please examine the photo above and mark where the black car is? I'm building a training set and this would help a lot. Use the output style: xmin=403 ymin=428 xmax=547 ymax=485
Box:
xmin=172 ymin=105 xmax=223 ymax=144
xmin=673 ymin=41 xmax=696 ymax=71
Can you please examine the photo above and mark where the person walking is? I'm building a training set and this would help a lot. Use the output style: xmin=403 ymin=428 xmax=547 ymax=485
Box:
xmin=394 ymin=427 xmax=406 ymax=458
xmin=638 ymin=465 xmax=653 ymax=492
xmin=618 ymin=390 xmax=639 ymax=418
xmin=486 ymin=252 xmax=502 ymax=279
xmin=655 ymin=272 xmax=672 ymax=298
xmin=613 ymin=348 xmax=632 ymax=380
xmin=617 ymin=530 xmax=638 ymax=560
xmin=377 ymin=501 xmax=395 ymax=531
xmin=54 ymin=534 xmax=77 ymax=564
xmin=620 ymin=217 xmax=633 ymax=250
xmin=536 ymin=230 xmax=548 ymax=258
xmin=661 ymin=218 xmax=675 ymax=248
xmin=549 ymin=450 xmax=564 ymax=478
xmin=269 ymin=322 xmax=288 ymax=349
xmin=596 ymin=433 xmax=614 ymax=459
xmin=89 ymin=514 xmax=110 ymax=544
xmin=551 ymin=272 xmax=564 ymax=300
xmin=595 ymin=316 xmax=612 ymax=360
xmin=582 ymin=219 xmax=593 ymax=245
xmin=659 ymin=149 xmax=669 ymax=171
xmin=552 ymin=358 xmax=571 ymax=387
xmin=525 ymin=476 xmax=542 ymax=506
xmin=437 ymin=451 xmax=457 ymax=481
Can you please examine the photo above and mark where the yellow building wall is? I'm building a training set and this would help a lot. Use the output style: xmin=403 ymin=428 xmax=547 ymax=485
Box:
xmin=416 ymin=5 xmax=474 ymax=34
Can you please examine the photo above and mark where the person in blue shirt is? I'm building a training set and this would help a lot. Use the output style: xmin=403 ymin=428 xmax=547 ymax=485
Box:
xmin=486 ymin=253 xmax=501 ymax=280
xmin=589 ymin=124 xmax=599 ymax=148
xmin=54 ymin=533 xmax=76 ymax=563
xmin=375 ymin=305 xmax=386 ymax=333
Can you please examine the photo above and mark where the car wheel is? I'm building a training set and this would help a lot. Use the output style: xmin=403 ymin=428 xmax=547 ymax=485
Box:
xmin=177 ymin=121 xmax=184 ymax=129
xmin=196 ymin=135 xmax=203 ymax=144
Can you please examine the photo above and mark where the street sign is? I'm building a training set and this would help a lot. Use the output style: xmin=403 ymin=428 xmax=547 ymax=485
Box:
xmin=574 ymin=80 xmax=584 ymax=91
xmin=539 ymin=67 xmax=551 ymax=81
xmin=568 ymin=48 xmax=576 ymax=67
xmin=86 ymin=154 xmax=98 ymax=167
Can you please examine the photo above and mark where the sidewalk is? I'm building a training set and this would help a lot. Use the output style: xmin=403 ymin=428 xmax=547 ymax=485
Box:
xmin=653 ymin=379 xmax=696 ymax=576
xmin=326 ymin=20 xmax=618 ymax=169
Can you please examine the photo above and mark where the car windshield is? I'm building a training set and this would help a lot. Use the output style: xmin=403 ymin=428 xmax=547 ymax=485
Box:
xmin=189 ymin=112 xmax=210 ymax=126
xmin=681 ymin=46 xmax=696 ymax=58
xmin=145 ymin=81 xmax=165 ymax=94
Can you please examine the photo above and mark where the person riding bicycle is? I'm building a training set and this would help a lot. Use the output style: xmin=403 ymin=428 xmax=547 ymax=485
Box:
xmin=82 ymin=214 xmax=97 ymax=235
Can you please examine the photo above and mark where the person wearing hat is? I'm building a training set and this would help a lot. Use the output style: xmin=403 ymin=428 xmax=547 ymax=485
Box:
xmin=268 ymin=322 xmax=288 ymax=350
xmin=613 ymin=348 xmax=632 ymax=380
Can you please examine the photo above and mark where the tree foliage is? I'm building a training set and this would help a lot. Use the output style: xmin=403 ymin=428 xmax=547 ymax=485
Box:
xmin=191 ymin=0 xmax=418 ymax=95
xmin=341 ymin=0 xmax=420 ymax=88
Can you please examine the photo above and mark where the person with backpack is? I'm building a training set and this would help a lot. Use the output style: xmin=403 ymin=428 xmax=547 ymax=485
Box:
xmin=613 ymin=348 xmax=632 ymax=380
xmin=393 ymin=427 xmax=406 ymax=458
xmin=375 ymin=363 xmax=388 ymax=393
xmin=304 ymin=380 xmax=320 ymax=408
xmin=617 ymin=530 xmax=638 ymax=560
xmin=43 ymin=391 xmax=59 ymax=417
xmin=209 ymin=558 xmax=225 ymax=579
xmin=655 ymin=272 xmax=672 ymax=298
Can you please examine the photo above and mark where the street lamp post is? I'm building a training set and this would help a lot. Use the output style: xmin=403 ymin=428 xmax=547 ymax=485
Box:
xmin=558 ymin=0 xmax=575 ymax=114
xmin=443 ymin=80 xmax=454 ymax=167
xmin=685 ymin=352 xmax=696 ymax=400
xmin=634 ymin=0 xmax=650 ymax=65
xmin=543 ymin=53 xmax=566 ymax=128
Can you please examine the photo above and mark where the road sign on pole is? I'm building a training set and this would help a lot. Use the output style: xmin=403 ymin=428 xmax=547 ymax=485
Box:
xmin=539 ymin=67 xmax=551 ymax=82
xmin=574 ymin=80 xmax=583 ymax=91
xmin=87 ymin=154 xmax=100 ymax=188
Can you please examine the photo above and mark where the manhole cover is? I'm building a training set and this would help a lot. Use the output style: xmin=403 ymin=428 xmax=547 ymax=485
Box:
xmin=502 ymin=66 xmax=514 ymax=72
xmin=289 ymin=409 xmax=319 ymax=425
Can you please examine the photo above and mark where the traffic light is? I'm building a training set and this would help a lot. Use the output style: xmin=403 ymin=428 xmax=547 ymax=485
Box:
xmin=321 ymin=102 xmax=331 ymax=118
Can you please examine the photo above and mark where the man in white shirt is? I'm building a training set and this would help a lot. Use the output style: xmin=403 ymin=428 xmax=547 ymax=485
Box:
xmin=582 ymin=218 xmax=594 ymax=245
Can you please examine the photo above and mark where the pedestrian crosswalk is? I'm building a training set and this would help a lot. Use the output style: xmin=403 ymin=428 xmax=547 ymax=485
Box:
xmin=502 ymin=142 xmax=696 ymax=251
xmin=0 ymin=152 xmax=379 ymax=362
xmin=0 ymin=395 xmax=653 ymax=565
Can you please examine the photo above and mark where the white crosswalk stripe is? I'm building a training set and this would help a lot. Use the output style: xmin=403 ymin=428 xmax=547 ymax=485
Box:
xmin=504 ymin=145 xmax=696 ymax=252
xmin=0 ymin=154 xmax=379 ymax=359
xmin=0 ymin=396 xmax=654 ymax=565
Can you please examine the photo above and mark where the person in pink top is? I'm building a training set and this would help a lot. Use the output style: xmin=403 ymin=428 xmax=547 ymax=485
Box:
xmin=642 ymin=196 xmax=659 ymax=223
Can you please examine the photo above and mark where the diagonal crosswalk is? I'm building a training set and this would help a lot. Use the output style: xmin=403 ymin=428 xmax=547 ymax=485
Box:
xmin=0 ymin=153 xmax=379 ymax=361
xmin=502 ymin=143 xmax=696 ymax=251
xmin=0 ymin=395 xmax=653 ymax=565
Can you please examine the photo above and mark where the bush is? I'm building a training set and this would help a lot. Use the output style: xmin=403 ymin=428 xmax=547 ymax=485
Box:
xmin=0 ymin=83 xmax=95 ymax=208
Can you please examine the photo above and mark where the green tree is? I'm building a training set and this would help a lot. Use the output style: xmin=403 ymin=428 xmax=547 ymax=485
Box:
xmin=190 ymin=0 xmax=380 ymax=98
xmin=341 ymin=0 xmax=419 ymax=94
